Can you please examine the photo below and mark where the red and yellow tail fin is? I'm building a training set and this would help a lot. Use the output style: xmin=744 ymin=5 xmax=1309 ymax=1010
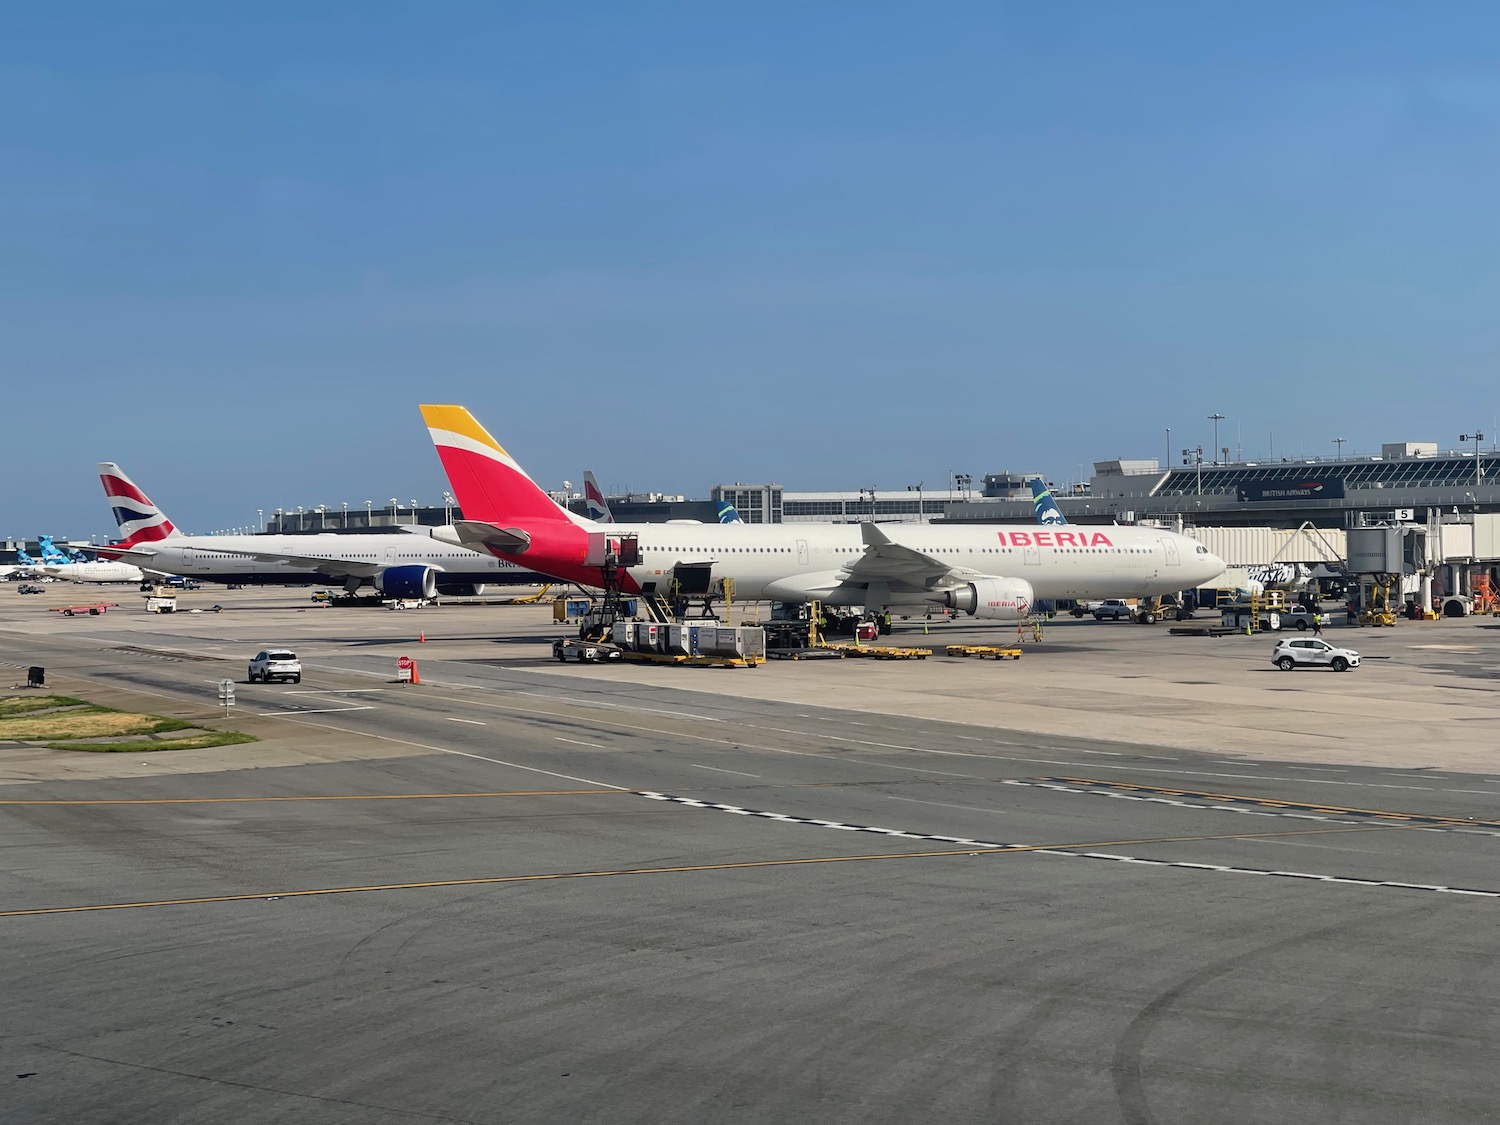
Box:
xmin=420 ymin=405 xmax=581 ymax=526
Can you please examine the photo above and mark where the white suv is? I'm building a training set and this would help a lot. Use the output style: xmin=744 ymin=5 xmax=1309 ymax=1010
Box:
xmin=1272 ymin=638 xmax=1360 ymax=672
xmin=249 ymin=649 xmax=302 ymax=684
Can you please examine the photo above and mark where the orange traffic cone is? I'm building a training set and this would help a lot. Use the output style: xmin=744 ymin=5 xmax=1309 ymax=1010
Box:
xmin=410 ymin=661 xmax=420 ymax=685
xmin=418 ymin=631 xmax=425 ymax=643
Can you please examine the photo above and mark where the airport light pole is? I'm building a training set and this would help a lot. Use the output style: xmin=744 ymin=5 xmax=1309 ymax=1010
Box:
xmin=906 ymin=482 xmax=924 ymax=523
xmin=257 ymin=508 xmax=263 ymax=532
xmin=442 ymin=491 xmax=455 ymax=525
xmin=1165 ymin=428 xmax=1170 ymax=468
xmin=316 ymin=504 xmax=326 ymax=530
xmin=1461 ymin=432 xmax=1485 ymax=485
xmin=389 ymin=498 xmax=398 ymax=522
xmin=341 ymin=501 xmax=348 ymax=529
xmin=364 ymin=500 xmax=372 ymax=528
xmin=1183 ymin=447 xmax=1204 ymax=496
xmin=410 ymin=499 xmax=418 ymax=525
xmin=1208 ymin=413 xmax=1225 ymax=465
xmin=1333 ymin=437 xmax=1346 ymax=460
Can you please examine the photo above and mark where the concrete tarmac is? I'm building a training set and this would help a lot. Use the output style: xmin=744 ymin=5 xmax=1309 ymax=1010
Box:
xmin=2 ymin=587 xmax=1499 ymax=1123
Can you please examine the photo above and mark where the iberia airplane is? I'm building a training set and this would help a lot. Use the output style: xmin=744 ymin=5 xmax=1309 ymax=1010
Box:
xmin=422 ymin=405 xmax=1228 ymax=620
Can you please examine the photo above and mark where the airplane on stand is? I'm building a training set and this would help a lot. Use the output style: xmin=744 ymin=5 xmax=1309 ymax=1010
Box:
xmin=94 ymin=462 xmax=547 ymax=597
xmin=422 ymin=404 xmax=1228 ymax=623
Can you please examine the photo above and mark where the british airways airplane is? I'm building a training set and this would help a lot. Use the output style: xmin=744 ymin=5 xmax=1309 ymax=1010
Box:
xmin=95 ymin=463 xmax=546 ymax=597
xmin=423 ymin=405 xmax=1228 ymax=621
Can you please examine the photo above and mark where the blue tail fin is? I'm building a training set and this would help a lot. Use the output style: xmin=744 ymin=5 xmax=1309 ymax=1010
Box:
xmin=1029 ymin=478 xmax=1066 ymax=525
xmin=37 ymin=536 xmax=69 ymax=563
xmin=715 ymin=501 xmax=744 ymax=524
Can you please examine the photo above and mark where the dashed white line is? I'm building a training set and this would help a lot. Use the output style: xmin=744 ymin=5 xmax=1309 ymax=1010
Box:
xmin=555 ymin=736 xmax=604 ymax=748
xmin=446 ymin=718 xmax=485 ymax=726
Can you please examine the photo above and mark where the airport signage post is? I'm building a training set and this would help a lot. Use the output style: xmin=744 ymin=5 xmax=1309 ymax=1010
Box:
xmin=1237 ymin=477 xmax=1346 ymax=503
xmin=397 ymin=655 xmax=413 ymax=684
xmin=217 ymin=678 xmax=236 ymax=710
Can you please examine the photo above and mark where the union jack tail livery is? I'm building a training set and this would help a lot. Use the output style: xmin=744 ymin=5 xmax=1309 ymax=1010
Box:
xmin=582 ymin=471 xmax=614 ymax=523
xmin=98 ymin=462 xmax=179 ymax=547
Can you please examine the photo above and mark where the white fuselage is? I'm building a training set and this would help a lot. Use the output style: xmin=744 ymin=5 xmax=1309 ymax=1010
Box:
xmin=608 ymin=521 xmax=1226 ymax=605
xmin=41 ymin=561 xmax=145 ymax=584
xmin=113 ymin=531 xmax=537 ymax=585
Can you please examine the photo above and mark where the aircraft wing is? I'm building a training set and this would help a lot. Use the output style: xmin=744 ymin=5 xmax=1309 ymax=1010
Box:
xmin=835 ymin=523 xmax=980 ymax=595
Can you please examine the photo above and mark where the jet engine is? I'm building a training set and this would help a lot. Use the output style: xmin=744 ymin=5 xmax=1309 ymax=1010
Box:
xmin=376 ymin=565 xmax=437 ymax=600
xmin=436 ymin=581 xmax=487 ymax=597
xmin=944 ymin=577 xmax=1034 ymax=621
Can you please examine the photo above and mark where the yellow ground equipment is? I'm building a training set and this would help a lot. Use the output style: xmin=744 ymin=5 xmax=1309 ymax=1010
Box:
xmin=945 ymin=645 xmax=1023 ymax=660
xmin=1359 ymin=575 xmax=1397 ymax=627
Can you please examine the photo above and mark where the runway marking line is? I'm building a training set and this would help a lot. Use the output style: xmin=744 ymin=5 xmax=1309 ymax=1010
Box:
xmin=5 ymin=820 xmax=1494 ymax=919
xmin=1039 ymin=776 xmax=1500 ymax=828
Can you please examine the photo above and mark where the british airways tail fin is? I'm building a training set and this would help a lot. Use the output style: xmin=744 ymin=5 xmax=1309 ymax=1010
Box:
xmin=582 ymin=471 xmax=614 ymax=523
xmin=1029 ymin=477 xmax=1066 ymax=526
xmin=715 ymin=501 xmax=744 ymax=524
xmin=98 ymin=463 xmax=180 ymax=547
xmin=421 ymin=405 xmax=588 ymax=528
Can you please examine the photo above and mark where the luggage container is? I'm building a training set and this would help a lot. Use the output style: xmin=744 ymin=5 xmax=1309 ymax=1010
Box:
xmin=666 ymin=624 xmax=696 ymax=655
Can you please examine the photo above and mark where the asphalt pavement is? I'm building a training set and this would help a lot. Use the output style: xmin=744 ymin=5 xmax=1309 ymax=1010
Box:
xmin=3 ymin=591 xmax=1499 ymax=1123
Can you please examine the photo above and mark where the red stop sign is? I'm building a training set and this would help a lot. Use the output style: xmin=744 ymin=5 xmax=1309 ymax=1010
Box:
xmin=397 ymin=656 xmax=413 ymax=671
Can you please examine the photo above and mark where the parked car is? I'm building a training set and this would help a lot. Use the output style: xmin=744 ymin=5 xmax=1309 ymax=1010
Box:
xmin=1092 ymin=599 xmax=1133 ymax=621
xmin=1272 ymin=638 xmax=1360 ymax=672
xmin=248 ymin=649 xmax=302 ymax=683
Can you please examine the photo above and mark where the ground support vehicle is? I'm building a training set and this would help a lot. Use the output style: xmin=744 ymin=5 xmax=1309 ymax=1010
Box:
xmin=1272 ymin=637 xmax=1361 ymax=672
xmin=820 ymin=643 xmax=930 ymax=660
xmin=1088 ymin=600 xmax=1133 ymax=621
xmin=17 ymin=584 xmax=44 ymax=595
xmin=553 ymin=637 xmax=624 ymax=663
xmin=945 ymin=644 xmax=1022 ymax=660
xmin=1168 ymin=624 xmax=1241 ymax=637
xmin=51 ymin=603 xmax=117 ymax=616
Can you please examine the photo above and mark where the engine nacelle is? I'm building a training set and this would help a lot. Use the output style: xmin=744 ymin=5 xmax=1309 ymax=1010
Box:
xmin=945 ymin=577 xmax=1034 ymax=621
xmin=376 ymin=565 xmax=437 ymax=600
xmin=436 ymin=581 xmax=486 ymax=597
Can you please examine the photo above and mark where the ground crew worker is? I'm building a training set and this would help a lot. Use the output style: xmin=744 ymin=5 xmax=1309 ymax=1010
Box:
xmin=1311 ymin=612 xmax=1323 ymax=637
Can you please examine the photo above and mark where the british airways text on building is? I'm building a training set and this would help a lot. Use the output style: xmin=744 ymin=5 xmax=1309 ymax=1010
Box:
xmin=995 ymin=531 xmax=1114 ymax=547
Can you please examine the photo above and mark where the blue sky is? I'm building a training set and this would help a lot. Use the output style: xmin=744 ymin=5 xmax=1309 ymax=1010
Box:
xmin=4 ymin=2 xmax=1498 ymax=537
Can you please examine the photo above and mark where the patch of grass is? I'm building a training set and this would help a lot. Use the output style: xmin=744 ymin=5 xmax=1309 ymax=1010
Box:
xmin=46 ymin=731 xmax=258 ymax=753
xmin=1 ymin=713 xmax=173 ymax=740
xmin=0 ymin=695 xmax=93 ymax=716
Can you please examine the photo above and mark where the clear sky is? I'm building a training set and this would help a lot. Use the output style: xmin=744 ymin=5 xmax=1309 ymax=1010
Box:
xmin=4 ymin=2 xmax=1498 ymax=538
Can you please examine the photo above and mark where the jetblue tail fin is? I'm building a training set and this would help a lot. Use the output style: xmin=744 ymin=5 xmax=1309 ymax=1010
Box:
xmin=98 ymin=463 xmax=180 ymax=547
xmin=421 ymin=405 xmax=588 ymax=528
xmin=583 ymin=471 xmax=614 ymax=523
xmin=1029 ymin=477 xmax=1066 ymax=526
xmin=715 ymin=501 xmax=744 ymax=524
xmin=37 ymin=536 xmax=69 ymax=562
